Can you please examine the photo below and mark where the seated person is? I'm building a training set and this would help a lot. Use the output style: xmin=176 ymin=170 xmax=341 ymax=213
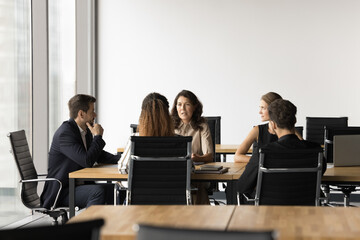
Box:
xmin=237 ymin=99 xmax=326 ymax=202
xmin=171 ymin=90 xmax=214 ymax=163
xmin=41 ymin=94 xmax=120 ymax=209
xmin=118 ymin=92 xmax=175 ymax=173
xmin=171 ymin=90 xmax=214 ymax=205
xmin=234 ymin=92 xmax=303 ymax=163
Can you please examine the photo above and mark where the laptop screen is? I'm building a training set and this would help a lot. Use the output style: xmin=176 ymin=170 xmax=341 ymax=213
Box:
xmin=333 ymin=135 xmax=360 ymax=167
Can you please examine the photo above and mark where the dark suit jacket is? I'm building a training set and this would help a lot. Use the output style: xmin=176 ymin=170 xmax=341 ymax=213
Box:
xmin=237 ymin=134 xmax=326 ymax=195
xmin=40 ymin=119 xmax=119 ymax=209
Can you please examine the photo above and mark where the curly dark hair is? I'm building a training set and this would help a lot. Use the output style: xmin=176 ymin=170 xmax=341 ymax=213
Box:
xmin=268 ymin=99 xmax=297 ymax=130
xmin=139 ymin=92 xmax=174 ymax=136
xmin=171 ymin=90 xmax=205 ymax=131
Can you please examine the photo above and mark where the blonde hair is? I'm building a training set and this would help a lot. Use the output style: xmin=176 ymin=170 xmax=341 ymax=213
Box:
xmin=138 ymin=92 xmax=174 ymax=136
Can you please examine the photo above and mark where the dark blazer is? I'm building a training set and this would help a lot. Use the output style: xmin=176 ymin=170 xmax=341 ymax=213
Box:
xmin=40 ymin=119 xmax=119 ymax=209
xmin=237 ymin=134 xmax=325 ymax=195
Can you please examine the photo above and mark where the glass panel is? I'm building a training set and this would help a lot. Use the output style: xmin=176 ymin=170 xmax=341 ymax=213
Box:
xmin=0 ymin=0 xmax=32 ymax=227
xmin=48 ymin=0 xmax=76 ymax=141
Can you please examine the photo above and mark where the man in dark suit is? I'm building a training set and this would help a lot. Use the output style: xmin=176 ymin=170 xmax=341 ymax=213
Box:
xmin=237 ymin=99 xmax=326 ymax=202
xmin=40 ymin=94 xmax=120 ymax=209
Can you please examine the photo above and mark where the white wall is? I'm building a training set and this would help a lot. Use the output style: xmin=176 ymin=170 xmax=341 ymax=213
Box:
xmin=97 ymin=0 xmax=360 ymax=156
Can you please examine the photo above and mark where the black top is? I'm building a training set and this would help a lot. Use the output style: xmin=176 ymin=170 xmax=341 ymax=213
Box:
xmin=252 ymin=123 xmax=278 ymax=155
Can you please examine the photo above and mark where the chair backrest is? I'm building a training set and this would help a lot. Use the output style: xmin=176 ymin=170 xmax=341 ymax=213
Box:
xmin=294 ymin=126 xmax=303 ymax=138
xmin=127 ymin=136 xmax=192 ymax=205
xmin=130 ymin=124 xmax=138 ymax=134
xmin=136 ymin=224 xmax=275 ymax=240
xmin=324 ymin=126 xmax=360 ymax=163
xmin=305 ymin=117 xmax=348 ymax=144
xmin=8 ymin=130 xmax=41 ymax=209
xmin=204 ymin=116 xmax=221 ymax=162
xmin=256 ymin=148 xmax=323 ymax=206
xmin=0 ymin=219 xmax=104 ymax=240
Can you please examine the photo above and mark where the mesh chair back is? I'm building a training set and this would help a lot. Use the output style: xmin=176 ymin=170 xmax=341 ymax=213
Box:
xmin=0 ymin=219 xmax=104 ymax=240
xmin=136 ymin=224 xmax=275 ymax=240
xmin=256 ymin=148 xmax=323 ymax=206
xmin=204 ymin=116 xmax=221 ymax=162
xmin=306 ymin=117 xmax=348 ymax=144
xmin=324 ymin=126 xmax=360 ymax=163
xmin=127 ymin=136 xmax=192 ymax=205
xmin=8 ymin=130 xmax=41 ymax=209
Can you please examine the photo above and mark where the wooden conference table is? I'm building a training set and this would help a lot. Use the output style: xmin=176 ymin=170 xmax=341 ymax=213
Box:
xmin=68 ymin=162 xmax=247 ymax=218
xmin=68 ymin=162 xmax=360 ymax=218
xmin=68 ymin=205 xmax=360 ymax=240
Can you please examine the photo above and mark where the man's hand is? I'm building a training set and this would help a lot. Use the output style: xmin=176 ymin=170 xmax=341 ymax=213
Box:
xmin=86 ymin=122 xmax=104 ymax=136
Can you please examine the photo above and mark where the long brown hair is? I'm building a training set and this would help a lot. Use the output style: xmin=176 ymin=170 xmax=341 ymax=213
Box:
xmin=171 ymin=90 xmax=205 ymax=131
xmin=138 ymin=92 xmax=174 ymax=136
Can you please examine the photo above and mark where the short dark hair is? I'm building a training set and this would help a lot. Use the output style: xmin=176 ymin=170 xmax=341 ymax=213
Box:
xmin=68 ymin=94 xmax=96 ymax=119
xmin=268 ymin=99 xmax=297 ymax=130
xmin=171 ymin=90 xmax=205 ymax=131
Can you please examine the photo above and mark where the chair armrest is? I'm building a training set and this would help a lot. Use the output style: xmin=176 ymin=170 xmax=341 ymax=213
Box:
xmin=237 ymin=192 xmax=255 ymax=205
xmin=20 ymin=178 xmax=62 ymax=211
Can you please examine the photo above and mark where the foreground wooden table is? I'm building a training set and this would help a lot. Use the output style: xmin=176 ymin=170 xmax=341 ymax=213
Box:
xmin=69 ymin=205 xmax=235 ymax=240
xmin=69 ymin=205 xmax=360 ymax=240
xmin=228 ymin=205 xmax=360 ymax=240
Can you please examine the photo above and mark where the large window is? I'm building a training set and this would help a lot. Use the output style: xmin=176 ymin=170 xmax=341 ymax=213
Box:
xmin=0 ymin=0 xmax=32 ymax=227
xmin=48 ymin=0 xmax=76 ymax=140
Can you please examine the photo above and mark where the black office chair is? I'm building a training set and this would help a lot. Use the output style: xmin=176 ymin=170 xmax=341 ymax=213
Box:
xmin=240 ymin=148 xmax=323 ymax=206
xmin=305 ymin=117 xmax=348 ymax=144
xmin=126 ymin=136 xmax=193 ymax=205
xmin=7 ymin=130 xmax=69 ymax=224
xmin=136 ymin=224 xmax=276 ymax=240
xmin=323 ymin=126 xmax=360 ymax=206
xmin=0 ymin=219 xmax=104 ymax=240
xmin=130 ymin=123 xmax=138 ymax=134
xmin=295 ymin=126 xmax=303 ymax=138
xmin=204 ymin=116 xmax=226 ymax=204
xmin=204 ymin=116 xmax=221 ymax=162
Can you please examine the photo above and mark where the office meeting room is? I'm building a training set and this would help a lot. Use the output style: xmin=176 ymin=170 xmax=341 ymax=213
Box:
xmin=1 ymin=0 xmax=360 ymax=239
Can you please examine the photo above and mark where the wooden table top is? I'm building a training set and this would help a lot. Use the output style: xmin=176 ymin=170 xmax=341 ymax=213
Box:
xmin=228 ymin=205 xmax=360 ymax=240
xmin=69 ymin=205 xmax=360 ymax=240
xmin=69 ymin=162 xmax=247 ymax=181
xmin=322 ymin=165 xmax=360 ymax=182
xmin=68 ymin=205 xmax=236 ymax=240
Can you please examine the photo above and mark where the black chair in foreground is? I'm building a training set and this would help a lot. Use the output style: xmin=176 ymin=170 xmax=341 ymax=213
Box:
xmin=239 ymin=148 xmax=323 ymax=206
xmin=8 ymin=130 xmax=68 ymax=224
xmin=126 ymin=136 xmax=193 ymax=205
xmin=305 ymin=117 xmax=348 ymax=145
xmin=135 ymin=224 xmax=276 ymax=240
xmin=0 ymin=219 xmax=104 ymax=240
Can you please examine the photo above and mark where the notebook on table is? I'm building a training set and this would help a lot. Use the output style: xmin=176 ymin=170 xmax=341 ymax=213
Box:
xmin=333 ymin=135 xmax=360 ymax=167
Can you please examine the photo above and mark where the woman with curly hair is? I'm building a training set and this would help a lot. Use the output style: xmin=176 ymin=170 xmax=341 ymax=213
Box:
xmin=171 ymin=90 xmax=214 ymax=163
